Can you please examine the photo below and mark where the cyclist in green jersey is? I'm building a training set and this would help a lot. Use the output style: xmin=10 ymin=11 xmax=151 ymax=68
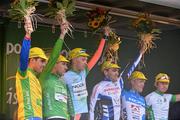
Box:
xmin=39 ymin=22 xmax=69 ymax=120
xmin=42 ymin=55 xmax=70 ymax=120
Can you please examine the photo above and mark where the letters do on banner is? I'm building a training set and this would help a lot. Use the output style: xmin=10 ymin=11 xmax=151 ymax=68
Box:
xmin=6 ymin=42 xmax=21 ymax=55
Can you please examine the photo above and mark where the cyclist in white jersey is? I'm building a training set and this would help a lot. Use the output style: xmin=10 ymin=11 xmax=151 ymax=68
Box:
xmin=90 ymin=44 xmax=147 ymax=120
xmin=121 ymin=71 xmax=147 ymax=120
xmin=89 ymin=61 xmax=121 ymax=120
xmin=145 ymin=73 xmax=180 ymax=120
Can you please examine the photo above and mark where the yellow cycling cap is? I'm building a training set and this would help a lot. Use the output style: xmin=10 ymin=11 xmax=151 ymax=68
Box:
xmin=128 ymin=71 xmax=147 ymax=81
xmin=29 ymin=47 xmax=48 ymax=60
xmin=69 ymin=48 xmax=89 ymax=60
xmin=57 ymin=55 xmax=69 ymax=63
xmin=155 ymin=73 xmax=170 ymax=83
xmin=101 ymin=61 xmax=120 ymax=71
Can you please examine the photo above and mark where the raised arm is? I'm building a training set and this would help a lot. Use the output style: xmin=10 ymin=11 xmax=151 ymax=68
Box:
xmin=87 ymin=27 xmax=110 ymax=71
xmin=39 ymin=22 xmax=68 ymax=82
xmin=19 ymin=17 xmax=33 ymax=72
xmin=121 ymin=44 xmax=147 ymax=80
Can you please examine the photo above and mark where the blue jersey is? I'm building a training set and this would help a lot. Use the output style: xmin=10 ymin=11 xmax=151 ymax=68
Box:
xmin=64 ymin=68 xmax=89 ymax=115
xmin=121 ymin=90 xmax=146 ymax=120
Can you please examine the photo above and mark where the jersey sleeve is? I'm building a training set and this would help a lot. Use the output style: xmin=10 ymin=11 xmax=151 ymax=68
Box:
xmin=89 ymin=84 xmax=101 ymax=120
xmin=121 ymin=53 xmax=142 ymax=80
xmin=19 ymin=36 xmax=31 ymax=75
xmin=87 ymin=38 xmax=106 ymax=71
xmin=170 ymin=94 xmax=176 ymax=102
xmin=39 ymin=38 xmax=63 ymax=84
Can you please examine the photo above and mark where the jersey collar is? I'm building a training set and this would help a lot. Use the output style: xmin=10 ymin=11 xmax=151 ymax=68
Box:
xmin=103 ymin=77 xmax=112 ymax=81
xmin=155 ymin=90 xmax=164 ymax=96
xmin=28 ymin=67 xmax=37 ymax=76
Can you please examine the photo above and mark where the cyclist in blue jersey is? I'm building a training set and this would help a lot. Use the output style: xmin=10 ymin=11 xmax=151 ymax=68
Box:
xmin=121 ymin=71 xmax=147 ymax=120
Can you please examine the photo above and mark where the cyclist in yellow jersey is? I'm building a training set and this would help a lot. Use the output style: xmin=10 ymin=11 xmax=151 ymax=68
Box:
xmin=16 ymin=17 xmax=47 ymax=120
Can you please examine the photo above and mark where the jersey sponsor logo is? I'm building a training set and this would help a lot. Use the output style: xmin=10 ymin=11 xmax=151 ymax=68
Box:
xmin=127 ymin=97 xmax=145 ymax=107
xmin=104 ymin=87 xmax=120 ymax=95
xmin=72 ymin=81 xmax=88 ymax=99
xmin=72 ymin=81 xmax=86 ymax=92
xmin=156 ymin=97 xmax=168 ymax=105
xmin=131 ymin=104 xmax=140 ymax=114
xmin=131 ymin=104 xmax=141 ymax=120
xmin=132 ymin=115 xmax=140 ymax=120
xmin=55 ymin=93 xmax=67 ymax=103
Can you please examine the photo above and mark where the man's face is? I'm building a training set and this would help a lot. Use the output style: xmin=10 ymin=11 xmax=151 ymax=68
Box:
xmin=31 ymin=57 xmax=46 ymax=73
xmin=155 ymin=82 xmax=169 ymax=93
xmin=56 ymin=61 xmax=68 ymax=75
xmin=104 ymin=68 xmax=119 ymax=82
xmin=131 ymin=79 xmax=146 ymax=93
xmin=73 ymin=56 xmax=88 ymax=71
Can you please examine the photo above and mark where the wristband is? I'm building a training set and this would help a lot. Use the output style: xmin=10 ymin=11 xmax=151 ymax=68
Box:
xmin=103 ymin=34 xmax=109 ymax=41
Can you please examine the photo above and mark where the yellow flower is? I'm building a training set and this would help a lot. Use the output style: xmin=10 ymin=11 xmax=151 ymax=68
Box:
xmin=91 ymin=20 xmax=100 ymax=29
xmin=132 ymin=17 xmax=146 ymax=27
xmin=109 ymin=43 xmax=120 ymax=52
xmin=88 ymin=21 xmax=92 ymax=27
xmin=99 ymin=15 xmax=105 ymax=22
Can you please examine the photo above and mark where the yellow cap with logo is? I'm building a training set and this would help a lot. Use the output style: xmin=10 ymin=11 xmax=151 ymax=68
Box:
xmin=101 ymin=61 xmax=120 ymax=71
xmin=29 ymin=47 xmax=48 ymax=60
xmin=69 ymin=48 xmax=89 ymax=60
xmin=57 ymin=55 xmax=69 ymax=63
xmin=155 ymin=73 xmax=170 ymax=83
xmin=128 ymin=71 xmax=147 ymax=81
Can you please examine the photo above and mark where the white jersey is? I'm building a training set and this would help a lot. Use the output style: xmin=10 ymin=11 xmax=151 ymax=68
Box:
xmin=121 ymin=90 xmax=146 ymax=120
xmin=145 ymin=91 xmax=174 ymax=120
xmin=89 ymin=77 xmax=123 ymax=120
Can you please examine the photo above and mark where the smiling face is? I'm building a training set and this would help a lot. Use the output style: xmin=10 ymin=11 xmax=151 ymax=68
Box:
xmin=155 ymin=82 xmax=169 ymax=93
xmin=131 ymin=79 xmax=146 ymax=93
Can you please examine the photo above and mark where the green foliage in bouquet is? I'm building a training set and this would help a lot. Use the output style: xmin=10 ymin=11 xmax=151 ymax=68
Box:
xmin=45 ymin=0 xmax=75 ymax=19
xmin=9 ymin=0 xmax=38 ymax=21
xmin=132 ymin=13 xmax=161 ymax=34
xmin=132 ymin=13 xmax=161 ymax=54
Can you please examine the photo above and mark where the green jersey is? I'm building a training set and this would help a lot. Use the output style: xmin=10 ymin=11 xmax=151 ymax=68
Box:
xmin=42 ymin=74 xmax=69 ymax=119
xmin=39 ymin=38 xmax=69 ymax=119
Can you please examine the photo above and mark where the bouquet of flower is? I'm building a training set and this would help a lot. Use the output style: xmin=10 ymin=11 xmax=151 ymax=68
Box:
xmin=87 ymin=8 xmax=112 ymax=31
xmin=105 ymin=31 xmax=121 ymax=63
xmin=132 ymin=13 xmax=161 ymax=53
xmin=98 ymin=26 xmax=121 ymax=64
xmin=45 ymin=0 xmax=75 ymax=35
xmin=9 ymin=0 xmax=39 ymax=30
